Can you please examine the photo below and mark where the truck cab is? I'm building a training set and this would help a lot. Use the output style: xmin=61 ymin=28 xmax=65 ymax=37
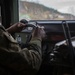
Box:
xmin=0 ymin=0 xmax=75 ymax=75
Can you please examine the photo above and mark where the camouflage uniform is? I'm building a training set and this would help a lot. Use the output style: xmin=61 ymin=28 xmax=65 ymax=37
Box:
xmin=0 ymin=25 xmax=42 ymax=75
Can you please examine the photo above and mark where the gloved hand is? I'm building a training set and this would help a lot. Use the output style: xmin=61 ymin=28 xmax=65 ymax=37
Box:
xmin=31 ymin=25 xmax=46 ymax=41
xmin=6 ymin=22 xmax=26 ymax=33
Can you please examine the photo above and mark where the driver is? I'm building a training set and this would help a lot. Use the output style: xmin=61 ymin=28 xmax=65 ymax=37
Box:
xmin=0 ymin=21 xmax=45 ymax=75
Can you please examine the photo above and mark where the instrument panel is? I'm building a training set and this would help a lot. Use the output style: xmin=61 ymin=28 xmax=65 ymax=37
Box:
xmin=15 ymin=20 xmax=75 ymax=43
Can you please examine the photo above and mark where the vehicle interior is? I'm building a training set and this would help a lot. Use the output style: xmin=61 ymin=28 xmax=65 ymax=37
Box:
xmin=0 ymin=0 xmax=75 ymax=75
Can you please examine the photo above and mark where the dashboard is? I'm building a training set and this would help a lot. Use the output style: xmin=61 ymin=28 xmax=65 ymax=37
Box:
xmin=15 ymin=20 xmax=75 ymax=43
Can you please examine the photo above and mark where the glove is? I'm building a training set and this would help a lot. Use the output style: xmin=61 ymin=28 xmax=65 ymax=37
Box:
xmin=31 ymin=25 xmax=46 ymax=41
xmin=6 ymin=22 xmax=26 ymax=33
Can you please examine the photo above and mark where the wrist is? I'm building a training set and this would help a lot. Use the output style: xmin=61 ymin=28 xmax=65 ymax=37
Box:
xmin=6 ymin=27 xmax=15 ymax=34
xmin=31 ymin=37 xmax=42 ymax=41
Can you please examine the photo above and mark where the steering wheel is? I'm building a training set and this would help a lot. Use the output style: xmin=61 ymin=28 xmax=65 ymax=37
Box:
xmin=24 ymin=23 xmax=37 ymax=44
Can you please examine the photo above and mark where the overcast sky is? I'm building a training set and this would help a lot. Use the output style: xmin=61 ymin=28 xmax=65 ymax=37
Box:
xmin=40 ymin=0 xmax=75 ymax=15
xmin=20 ymin=0 xmax=75 ymax=15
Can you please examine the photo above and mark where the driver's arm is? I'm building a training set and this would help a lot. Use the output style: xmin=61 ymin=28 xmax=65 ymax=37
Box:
xmin=6 ymin=22 xmax=26 ymax=34
xmin=0 ymin=24 xmax=45 ymax=75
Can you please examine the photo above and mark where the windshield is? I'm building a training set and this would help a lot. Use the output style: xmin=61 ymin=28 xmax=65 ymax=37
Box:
xmin=19 ymin=0 xmax=75 ymax=20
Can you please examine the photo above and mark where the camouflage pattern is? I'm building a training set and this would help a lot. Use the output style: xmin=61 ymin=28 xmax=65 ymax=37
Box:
xmin=0 ymin=25 xmax=42 ymax=75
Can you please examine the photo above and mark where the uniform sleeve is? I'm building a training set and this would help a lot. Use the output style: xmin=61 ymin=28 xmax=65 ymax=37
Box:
xmin=0 ymin=27 xmax=42 ymax=75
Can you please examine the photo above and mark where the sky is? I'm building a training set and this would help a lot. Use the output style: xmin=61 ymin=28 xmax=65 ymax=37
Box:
xmin=20 ymin=0 xmax=75 ymax=15
xmin=38 ymin=0 xmax=75 ymax=15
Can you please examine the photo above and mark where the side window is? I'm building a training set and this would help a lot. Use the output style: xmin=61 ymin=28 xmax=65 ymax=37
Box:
xmin=19 ymin=0 xmax=75 ymax=20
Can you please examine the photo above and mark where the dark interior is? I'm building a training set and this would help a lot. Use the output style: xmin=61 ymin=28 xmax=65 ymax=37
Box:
xmin=1 ymin=0 xmax=75 ymax=75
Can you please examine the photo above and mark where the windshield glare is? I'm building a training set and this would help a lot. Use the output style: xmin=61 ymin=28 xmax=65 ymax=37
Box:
xmin=19 ymin=0 xmax=75 ymax=20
